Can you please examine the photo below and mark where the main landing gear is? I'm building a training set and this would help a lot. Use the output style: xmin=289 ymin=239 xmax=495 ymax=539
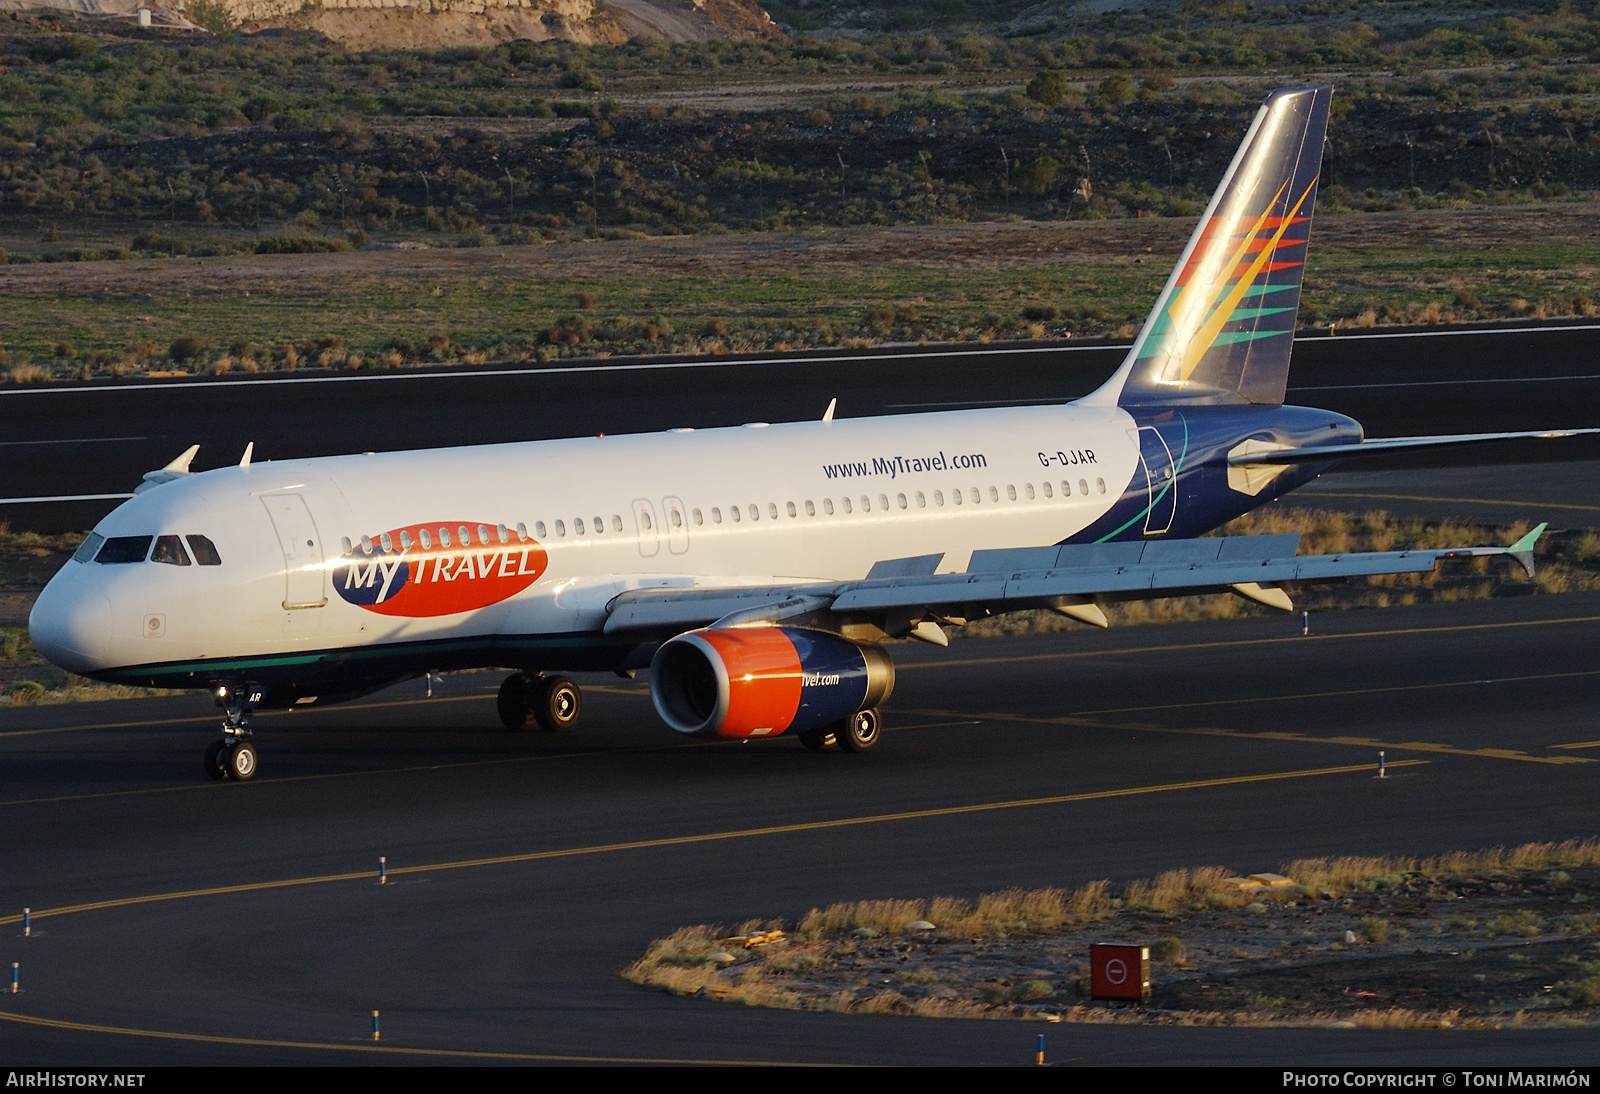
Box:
xmin=498 ymin=672 xmax=583 ymax=733
xmin=204 ymin=687 xmax=260 ymax=781
xmin=797 ymin=708 xmax=882 ymax=753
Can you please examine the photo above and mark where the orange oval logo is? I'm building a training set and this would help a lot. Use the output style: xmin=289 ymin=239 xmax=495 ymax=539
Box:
xmin=333 ymin=521 xmax=548 ymax=618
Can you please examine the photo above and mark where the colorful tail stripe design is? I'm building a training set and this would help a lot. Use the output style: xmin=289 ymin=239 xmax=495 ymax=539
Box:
xmin=1106 ymin=86 xmax=1331 ymax=408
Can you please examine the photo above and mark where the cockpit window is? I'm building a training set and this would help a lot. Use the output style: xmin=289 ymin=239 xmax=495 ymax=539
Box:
xmin=96 ymin=536 xmax=153 ymax=564
xmin=150 ymin=535 xmax=191 ymax=566
xmin=187 ymin=535 xmax=221 ymax=566
xmin=72 ymin=533 xmax=104 ymax=563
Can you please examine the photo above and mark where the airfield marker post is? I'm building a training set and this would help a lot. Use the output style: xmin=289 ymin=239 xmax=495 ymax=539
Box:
xmin=379 ymin=857 xmax=386 ymax=885
xmin=372 ymin=1010 xmax=380 ymax=1041
xmin=1037 ymin=1033 xmax=1045 ymax=1065
xmin=1302 ymin=611 xmax=1309 ymax=636
xmin=1379 ymin=751 xmax=1386 ymax=779
xmin=21 ymin=909 xmax=28 ymax=937
xmin=10 ymin=964 xmax=16 ymax=994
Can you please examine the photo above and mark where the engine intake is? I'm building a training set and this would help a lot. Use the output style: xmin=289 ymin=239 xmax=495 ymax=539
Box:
xmin=650 ymin=627 xmax=894 ymax=739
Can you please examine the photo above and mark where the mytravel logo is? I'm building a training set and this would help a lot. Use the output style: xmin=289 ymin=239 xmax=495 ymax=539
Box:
xmin=334 ymin=521 xmax=548 ymax=618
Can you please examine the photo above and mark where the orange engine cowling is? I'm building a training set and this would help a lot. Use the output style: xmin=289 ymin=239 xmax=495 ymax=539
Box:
xmin=650 ymin=627 xmax=895 ymax=739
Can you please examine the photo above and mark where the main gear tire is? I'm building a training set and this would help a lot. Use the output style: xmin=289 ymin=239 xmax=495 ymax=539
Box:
xmin=498 ymin=673 xmax=532 ymax=730
xmin=834 ymin=708 xmax=882 ymax=753
xmin=533 ymin=675 xmax=582 ymax=733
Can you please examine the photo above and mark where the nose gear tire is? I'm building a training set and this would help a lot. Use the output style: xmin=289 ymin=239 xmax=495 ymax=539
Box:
xmin=203 ymin=739 xmax=227 ymax=780
xmin=226 ymin=739 xmax=259 ymax=781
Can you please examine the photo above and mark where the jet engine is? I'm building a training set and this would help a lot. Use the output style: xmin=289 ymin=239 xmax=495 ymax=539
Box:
xmin=650 ymin=627 xmax=894 ymax=739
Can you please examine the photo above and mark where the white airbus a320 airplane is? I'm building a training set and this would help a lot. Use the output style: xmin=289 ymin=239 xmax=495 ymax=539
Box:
xmin=28 ymin=87 xmax=1593 ymax=780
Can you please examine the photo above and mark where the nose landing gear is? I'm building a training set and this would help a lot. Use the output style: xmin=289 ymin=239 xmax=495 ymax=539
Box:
xmin=205 ymin=686 xmax=260 ymax=781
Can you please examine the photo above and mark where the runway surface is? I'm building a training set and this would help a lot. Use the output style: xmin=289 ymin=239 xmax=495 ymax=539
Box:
xmin=2 ymin=591 xmax=1598 ymax=1065
xmin=5 ymin=322 xmax=1600 ymax=533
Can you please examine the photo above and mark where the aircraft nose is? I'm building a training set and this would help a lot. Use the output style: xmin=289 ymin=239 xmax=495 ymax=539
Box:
xmin=29 ymin=575 xmax=113 ymax=674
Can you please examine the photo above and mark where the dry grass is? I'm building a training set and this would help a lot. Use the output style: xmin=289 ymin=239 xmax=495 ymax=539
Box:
xmin=625 ymin=839 xmax=1600 ymax=1024
xmin=1285 ymin=838 xmax=1600 ymax=898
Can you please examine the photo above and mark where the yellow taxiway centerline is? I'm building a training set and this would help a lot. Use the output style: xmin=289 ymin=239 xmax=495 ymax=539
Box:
xmin=0 ymin=759 xmax=1422 ymax=928
xmin=1299 ymin=491 xmax=1600 ymax=513
xmin=0 ymin=1009 xmax=823 ymax=1066
xmin=907 ymin=707 xmax=1592 ymax=766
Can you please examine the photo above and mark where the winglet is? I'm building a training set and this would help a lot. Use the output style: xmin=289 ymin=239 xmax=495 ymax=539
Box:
xmin=822 ymin=397 xmax=837 ymax=424
xmin=239 ymin=441 xmax=254 ymax=470
xmin=1507 ymin=522 xmax=1547 ymax=578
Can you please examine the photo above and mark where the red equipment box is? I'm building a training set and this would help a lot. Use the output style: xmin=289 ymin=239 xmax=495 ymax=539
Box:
xmin=1090 ymin=944 xmax=1150 ymax=1002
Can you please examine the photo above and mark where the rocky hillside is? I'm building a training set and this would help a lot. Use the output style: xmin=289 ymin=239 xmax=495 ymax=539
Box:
xmin=0 ymin=0 xmax=781 ymax=46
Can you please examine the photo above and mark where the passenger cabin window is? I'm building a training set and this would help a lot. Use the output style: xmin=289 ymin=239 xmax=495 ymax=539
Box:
xmin=916 ymin=492 xmax=926 ymax=508
xmin=419 ymin=529 xmax=432 ymax=550
xmin=749 ymin=504 xmax=760 ymax=521
xmin=805 ymin=500 xmax=815 ymax=517
xmin=671 ymin=507 xmax=684 ymax=528
xmin=1043 ymin=482 xmax=1053 ymax=498
xmin=951 ymin=490 xmax=962 ymax=506
xmin=1062 ymin=480 xmax=1072 ymax=496
xmin=842 ymin=497 xmax=852 ymax=514
xmin=989 ymin=486 xmax=1000 ymax=503
xmin=693 ymin=509 xmax=703 ymax=526
xmin=823 ymin=499 xmax=834 ymax=515
xmin=399 ymin=532 xmax=412 ymax=551
xmin=575 ymin=518 xmax=585 ymax=535
xmin=786 ymin=501 xmax=797 ymax=518
xmin=72 ymin=533 xmax=104 ymax=563
xmin=897 ymin=493 xmax=907 ymax=509
xmin=438 ymin=528 xmax=451 ymax=547
xmin=458 ymin=525 xmax=470 ymax=545
xmin=96 ymin=536 xmax=152 ymax=564
xmin=970 ymin=488 xmax=980 ymax=505
xmin=712 ymin=508 xmax=723 ymax=524
xmin=555 ymin=520 xmax=566 ymax=537
xmin=187 ymin=535 xmax=222 ymax=566
xmin=151 ymin=535 xmax=191 ymax=566
xmin=767 ymin=502 xmax=778 ymax=520
xmin=478 ymin=525 xmax=490 ymax=545
xmin=934 ymin=491 xmax=944 ymax=507
xmin=861 ymin=496 xmax=871 ymax=512
xmin=517 ymin=523 xmax=528 ymax=541
xmin=730 ymin=506 xmax=741 ymax=523
xmin=593 ymin=516 xmax=604 ymax=534
xmin=1025 ymin=483 xmax=1035 ymax=500
xmin=612 ymin=515 xmax=624 ymax=532
xmin=534 ymin=522 xmax=546 ymax=539
xmin=1097 ymin=478 xmax=1107 ymax=494
xmin=1006 ymin=485 xmax=1017 ymax=501
xmin=878 ymin=494 xmax=889 ymax=511
xmin=380 ymin=533 xmax=394 ymax=553
xmin=1079 ymin=479 xmax=1089 ymax=496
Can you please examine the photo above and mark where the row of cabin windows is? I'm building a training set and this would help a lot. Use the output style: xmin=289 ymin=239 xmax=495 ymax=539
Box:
xmin=699 ymin=478 xmax=1108 ymax=524
xmin=333 ymin=476 xmax=1114 ymax=554
xmin=342 ymin=523 xmax=535 ymax=557
xmin=75 ymin=533 xmax=223 ymax=566
xmin=531 ymin=476 xmax=1107 ymax=540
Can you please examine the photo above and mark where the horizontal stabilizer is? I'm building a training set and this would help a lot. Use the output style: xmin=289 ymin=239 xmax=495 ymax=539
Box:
xmin=1227 ymin=429 xmax=1600 ymax=466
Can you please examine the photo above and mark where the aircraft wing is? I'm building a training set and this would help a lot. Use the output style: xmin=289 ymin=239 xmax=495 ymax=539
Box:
xmin=603 ymin=526 xmax=1545 ymax=637
xmin=1227 ymin=429 xmax=1600 ymax=465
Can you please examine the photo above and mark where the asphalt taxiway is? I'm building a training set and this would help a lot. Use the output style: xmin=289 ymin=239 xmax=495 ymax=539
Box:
xmin=2 ymin=591 xmax=1598 ymax=1065
xmin=5 ymin=322 xmax=1600 ymax=533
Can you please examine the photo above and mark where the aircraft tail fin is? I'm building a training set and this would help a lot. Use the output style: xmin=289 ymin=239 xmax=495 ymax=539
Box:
xmin=1081 ymin=86 xmax=1332 ymax=409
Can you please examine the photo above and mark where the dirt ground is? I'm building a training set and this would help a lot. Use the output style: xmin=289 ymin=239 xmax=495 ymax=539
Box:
xmin=641 ymin=861 xmax=1600 ymax=1028
xmin=4 ymin=205 xmax=1598 ymax=299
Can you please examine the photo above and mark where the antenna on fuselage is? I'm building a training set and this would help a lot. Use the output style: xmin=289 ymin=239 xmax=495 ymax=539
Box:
xmin=239 ymin=442 xmax=254 ymax=470
xmin=822 ymin=398 xmax=837 ymax=424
